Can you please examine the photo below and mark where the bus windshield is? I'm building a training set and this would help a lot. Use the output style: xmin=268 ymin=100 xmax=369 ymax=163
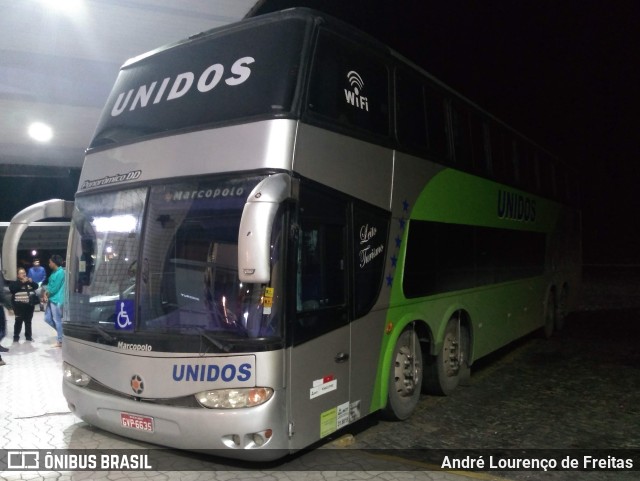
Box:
xmin=89 ymin=16 xmax=307 ymax=149
xmin=66 ymin=174 xmax=284 ymax=345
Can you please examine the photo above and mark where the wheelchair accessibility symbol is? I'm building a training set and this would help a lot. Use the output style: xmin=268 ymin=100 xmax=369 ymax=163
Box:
xmin=115 ymin=300 xmax=135 ymax=330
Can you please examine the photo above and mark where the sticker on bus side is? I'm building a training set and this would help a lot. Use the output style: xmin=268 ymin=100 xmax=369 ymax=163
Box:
xmin=263 ymin=288 xmax=274 ymax=314
xmin=319 ymin=401 xmax=350 ymax=438
xmin=115 ymin=300 xmax=135 ymax=330
xmin=310 ymin=375 xmax=337 ymax=399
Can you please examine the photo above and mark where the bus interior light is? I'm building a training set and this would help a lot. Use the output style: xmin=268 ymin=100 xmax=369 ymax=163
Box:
xmin=196 ymin=387 xmax=273 ymax=409
xmin=63 ymin=362 xmax=92 ymax=387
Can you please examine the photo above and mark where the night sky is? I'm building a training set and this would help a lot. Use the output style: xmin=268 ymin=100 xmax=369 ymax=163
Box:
xmin=3 ymin=2 xmax=637 ymax=266
xmin=253 ymin=0 xmax=640 ymax=264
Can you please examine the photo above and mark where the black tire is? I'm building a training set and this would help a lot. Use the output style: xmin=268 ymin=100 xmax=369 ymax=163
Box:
xmin=383 ymin=327 xmax=423 ymax=421
xmin=424 ymin=316 xmax=469 ymax=395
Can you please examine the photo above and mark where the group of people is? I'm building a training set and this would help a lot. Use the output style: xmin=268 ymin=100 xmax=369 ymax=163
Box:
xmin=0 ymin=255 xmax=65 ymax=366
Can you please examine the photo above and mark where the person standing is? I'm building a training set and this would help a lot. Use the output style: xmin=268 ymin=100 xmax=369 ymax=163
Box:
xmin=27 ymin=259 xmax=47 ymax=311
xmin=27 ymin=259 xmax=47 ymax=284
xmin=0 ymin=274 xmax=10 ymax=365
xmin=43 ymin=254 xmax=65 ymax=347
xmin=9 ymin=268 xmax=39 ymax=342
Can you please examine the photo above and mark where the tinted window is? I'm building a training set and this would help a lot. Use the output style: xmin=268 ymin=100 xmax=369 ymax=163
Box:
xmin=403 ymin=220 xmax=546 ymax=298
xmin=510 ymin=139 xmax=521 ymax=185
xmin=489 ymin=126 xmax=516 ymax=184
xmin=451 ymin=103 xmax=472 ymax=169
xmin=395 ymin=70 xmax=427 ymax=149
xmin=307 ymin=30 xmax=390 ymax=138
xmin=513 ymin=140 xmax=537 ymax=191
xmin=91 ymin=18 xmax=307 ymax=148
xmin=294 ymin=185 xmax=348 ymax=345
xmin=537 ymin=153 xmax=555 ymax=198
xmin=469 ymin=115 xmax=491 ymax=175
xmin=425 ymin=87 xmax=449 ymax=158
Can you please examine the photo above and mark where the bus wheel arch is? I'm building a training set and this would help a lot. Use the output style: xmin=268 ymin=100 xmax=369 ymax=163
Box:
xmin=423 ymin=310 xmax=471 ymax=395
xmin=382 ymin=321 xmax=425 ymax=421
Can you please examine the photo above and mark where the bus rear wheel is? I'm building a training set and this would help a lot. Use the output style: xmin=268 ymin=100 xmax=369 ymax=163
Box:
xmin=383 ymin=327 xmax=423 ymax=421
xmin=424 ymin=316 xmax=470 ymax=395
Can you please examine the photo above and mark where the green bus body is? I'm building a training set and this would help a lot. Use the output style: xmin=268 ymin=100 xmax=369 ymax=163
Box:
xmin=372 ymin=167 xmax=580 ymax=411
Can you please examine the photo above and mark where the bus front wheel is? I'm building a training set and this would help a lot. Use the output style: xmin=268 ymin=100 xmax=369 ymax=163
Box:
xmin=424 ymin=316 xmax=470 ymax=396
xmin=383 ymin=327 xmax=423 ymax=421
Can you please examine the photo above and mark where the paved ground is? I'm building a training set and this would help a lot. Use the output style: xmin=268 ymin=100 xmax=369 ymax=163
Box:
xmin=345 ymin=266 xmax=640 ymax=480
xmin=0 ymin=310 xmax=506 ymax=481
xmin=348 ymin=309 xmax=640 ymax=481
xmin=1 ymin=267 xmax=638 ymax=480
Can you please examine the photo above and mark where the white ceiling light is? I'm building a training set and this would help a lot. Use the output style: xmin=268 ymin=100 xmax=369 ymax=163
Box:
xmin=28 ymin=122 xmax=54 ymax=142
xmin=39 ymin=0 xmax=83 ymax=12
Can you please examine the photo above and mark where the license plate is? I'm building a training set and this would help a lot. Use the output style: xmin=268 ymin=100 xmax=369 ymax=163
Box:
xmin=120 ymin=412 xmax=154 ymax=432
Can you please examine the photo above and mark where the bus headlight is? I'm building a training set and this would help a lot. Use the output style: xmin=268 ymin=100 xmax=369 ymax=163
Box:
xmin=195 ymin=387 xmax=273 ymax=409
xmin=63 ymin=362 xmax=92 ymax=387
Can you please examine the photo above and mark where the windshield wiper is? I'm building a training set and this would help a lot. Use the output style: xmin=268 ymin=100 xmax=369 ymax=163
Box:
xmin=94 ymin=324 xmax=117 ymax=342
xmin=193 ymin=328 xmax=233 ymax=353
xmin=65 ymin=322 xmax=117 ymax=343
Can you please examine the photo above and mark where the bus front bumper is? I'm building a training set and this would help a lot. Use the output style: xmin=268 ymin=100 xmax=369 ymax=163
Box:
xmin=63 ymin=382 xmax=289 ymax=461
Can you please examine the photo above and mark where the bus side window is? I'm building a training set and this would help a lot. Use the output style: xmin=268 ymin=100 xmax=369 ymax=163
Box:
xmin=424 ymin=87 xmax=450 ymax=160
xmin=395 ymin=69 xmax=428 ymax=150
xmin=294 ymin=185 xmax=348 ymax=345
xmin=469 ymin=115 xmax=491 ymax=176
xmin=298 ymin=224 xmax=345 ymax=311
xmin=306 ymin=29 xmax=390 ymax=139
xmin=489 ymin=126 xmax=514 ymax=184
xmin=537 ymin=153 xmax=555 ymax=199
xmin=510 ymin=139 xmax=522 ymax=186
xmin=515 ymin=141 xmax=537 ymax=192
xmin=451 ymin=103 xmax=472 ymax=170
xmin=556 ymin=162 xmax=568 ymax=203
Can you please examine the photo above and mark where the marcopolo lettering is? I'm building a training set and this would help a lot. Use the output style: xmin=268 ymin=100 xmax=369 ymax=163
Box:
xmin=168 ymin=186 xmax=245 ymax=202
xmin=118 ymin=341 xmax=153 ymax=352
xmin=111 ymin=56 xmax=255 ymax=117
xmin=497 ymin=189 xmax=536 ymax=222
xmin=172 ymin=363 xmax=252 ymax=382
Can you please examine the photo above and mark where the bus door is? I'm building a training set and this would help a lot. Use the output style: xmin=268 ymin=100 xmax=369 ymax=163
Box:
xmin=288 ymin=187 xmax=351 ymax=449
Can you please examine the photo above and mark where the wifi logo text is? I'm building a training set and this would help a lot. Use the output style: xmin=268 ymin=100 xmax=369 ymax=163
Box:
xmin=344 ymin=70 xmax=369 ymax=111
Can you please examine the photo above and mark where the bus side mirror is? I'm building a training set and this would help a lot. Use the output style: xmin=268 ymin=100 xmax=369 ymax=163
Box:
xmin=238 ymin=174 xmax=292 ymax=284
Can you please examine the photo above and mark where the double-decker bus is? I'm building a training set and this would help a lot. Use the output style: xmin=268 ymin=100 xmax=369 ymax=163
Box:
xmin=61 ymin=8 xmax=581 ymax=460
